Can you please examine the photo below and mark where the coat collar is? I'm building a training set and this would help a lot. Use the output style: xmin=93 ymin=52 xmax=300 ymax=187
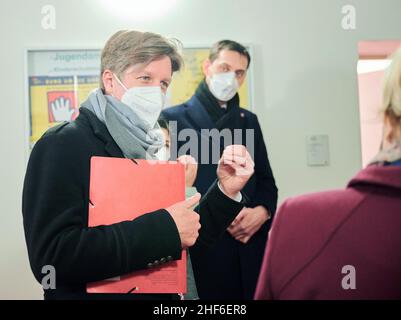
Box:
xmin=77 ymin=108 xmax=124 ymax=158
xmin=348 ymin=164 xmax=401 ymax=192
xmin=185 ymin=94 xmax=246 ymax=131
xmin=185 ymin=95 xmax=217 ymax=130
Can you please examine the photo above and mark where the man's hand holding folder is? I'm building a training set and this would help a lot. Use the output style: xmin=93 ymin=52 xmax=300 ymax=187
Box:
xmin=167 ymin=193 xmax=201 ymax=249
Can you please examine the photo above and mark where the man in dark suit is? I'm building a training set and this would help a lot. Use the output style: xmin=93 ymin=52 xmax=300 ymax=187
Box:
xmin=162 ymin=40 xmax=278 ymax=299
xmin=22 ymin=31 xmax=255 ymax=300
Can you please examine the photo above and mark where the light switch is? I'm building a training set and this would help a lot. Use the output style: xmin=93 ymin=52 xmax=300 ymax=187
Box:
xmin=306 ymin=135 xmax=330 ymax=166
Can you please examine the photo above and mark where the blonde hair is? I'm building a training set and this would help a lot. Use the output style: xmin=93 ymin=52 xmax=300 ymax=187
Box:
xmin=100 ymin=30 xmax=183 ymax=90
xmin=382 ymin=46 xmax=401 ymax=125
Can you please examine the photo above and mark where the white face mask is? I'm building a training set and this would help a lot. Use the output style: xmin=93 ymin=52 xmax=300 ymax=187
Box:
xmin=114 ymin=74 xmax=165 ymax=128
xmin=155 ymin=146 xmax=171 ymax=161
xmin=208 ymin=71 xmax=239 ymax=102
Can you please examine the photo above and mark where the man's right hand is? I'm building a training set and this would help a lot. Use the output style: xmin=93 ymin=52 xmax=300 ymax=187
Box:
xmin=166 ymin=193 xmax=202 ymax=249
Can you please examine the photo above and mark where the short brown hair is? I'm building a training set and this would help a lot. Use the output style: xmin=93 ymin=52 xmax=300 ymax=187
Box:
xmin=209 ymin=40 xmax=251 ymax=69
xmin=100 ymin=30 xmax=184 ymax=89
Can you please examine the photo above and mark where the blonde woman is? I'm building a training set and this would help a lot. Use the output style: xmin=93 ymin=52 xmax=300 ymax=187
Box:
xmin=255 ymin=47 xmax=401 ymax=300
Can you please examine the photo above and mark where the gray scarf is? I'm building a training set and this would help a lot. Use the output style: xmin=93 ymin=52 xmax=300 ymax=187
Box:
xmin=81 ymin=88 xmax=164 ymax=159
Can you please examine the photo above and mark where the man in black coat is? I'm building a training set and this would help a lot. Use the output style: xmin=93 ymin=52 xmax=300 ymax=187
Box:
xmin=22 ymin=31 xmax=255 ymax=300
xmin=162 ymin=40 xmax=278 ymax=299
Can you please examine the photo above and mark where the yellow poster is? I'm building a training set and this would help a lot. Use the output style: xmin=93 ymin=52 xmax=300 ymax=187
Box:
xmin=28 ymin=50 xmax=101 ymax=147
xmin=29 ymin=76 xmax=98 ymax=146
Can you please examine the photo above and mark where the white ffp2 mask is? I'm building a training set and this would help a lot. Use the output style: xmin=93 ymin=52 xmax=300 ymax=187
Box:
xmin=209 ymin=72 xmax=239 ymax=102
xmin=114 ymin=74 xmax=165 ymax=128
xmin=155 ymin=146 xmax=171 ymax=161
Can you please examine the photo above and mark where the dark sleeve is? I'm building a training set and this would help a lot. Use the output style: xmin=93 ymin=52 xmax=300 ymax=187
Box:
xmin=22 ymin=134 xmax=182 ymax=286
xmin=249 ymin=115 xmax=278 ymax=215
xmin=192 ymin=180 xmax=244 ymax=250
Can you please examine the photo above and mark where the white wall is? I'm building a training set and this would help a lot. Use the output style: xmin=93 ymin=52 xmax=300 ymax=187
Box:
xmin=1 ymin=0 xmax=400 ymax=299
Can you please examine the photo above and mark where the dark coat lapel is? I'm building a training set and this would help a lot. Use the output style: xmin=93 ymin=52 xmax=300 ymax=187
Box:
xmin=185 ymin=95 xmax=216 ymax=131
xmin=78 ymin=108 xmax=124 ymax=158
xmin=185 ymin=95 xmax=246 ymax=151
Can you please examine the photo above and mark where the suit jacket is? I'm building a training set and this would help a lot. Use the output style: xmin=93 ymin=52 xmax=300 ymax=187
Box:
xmin=255 ymin=165 xmax=401 ymax=300
xmin=22 ymin=107 xmax=244 ymax=300
xmin=162 ymin=95 xmax=278 ymax=299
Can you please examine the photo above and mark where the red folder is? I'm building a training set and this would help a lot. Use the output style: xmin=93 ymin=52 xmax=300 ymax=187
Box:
xmin=86 ymin=156 xmax=187 ymax=294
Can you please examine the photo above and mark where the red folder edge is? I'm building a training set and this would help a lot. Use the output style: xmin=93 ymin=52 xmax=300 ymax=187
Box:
xmin=86 ymin=157 xmax=187 ymax=294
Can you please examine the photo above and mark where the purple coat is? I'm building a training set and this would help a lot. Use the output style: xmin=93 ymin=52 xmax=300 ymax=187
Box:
xmin=255 ymin=164 xmax=401 ymax=300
